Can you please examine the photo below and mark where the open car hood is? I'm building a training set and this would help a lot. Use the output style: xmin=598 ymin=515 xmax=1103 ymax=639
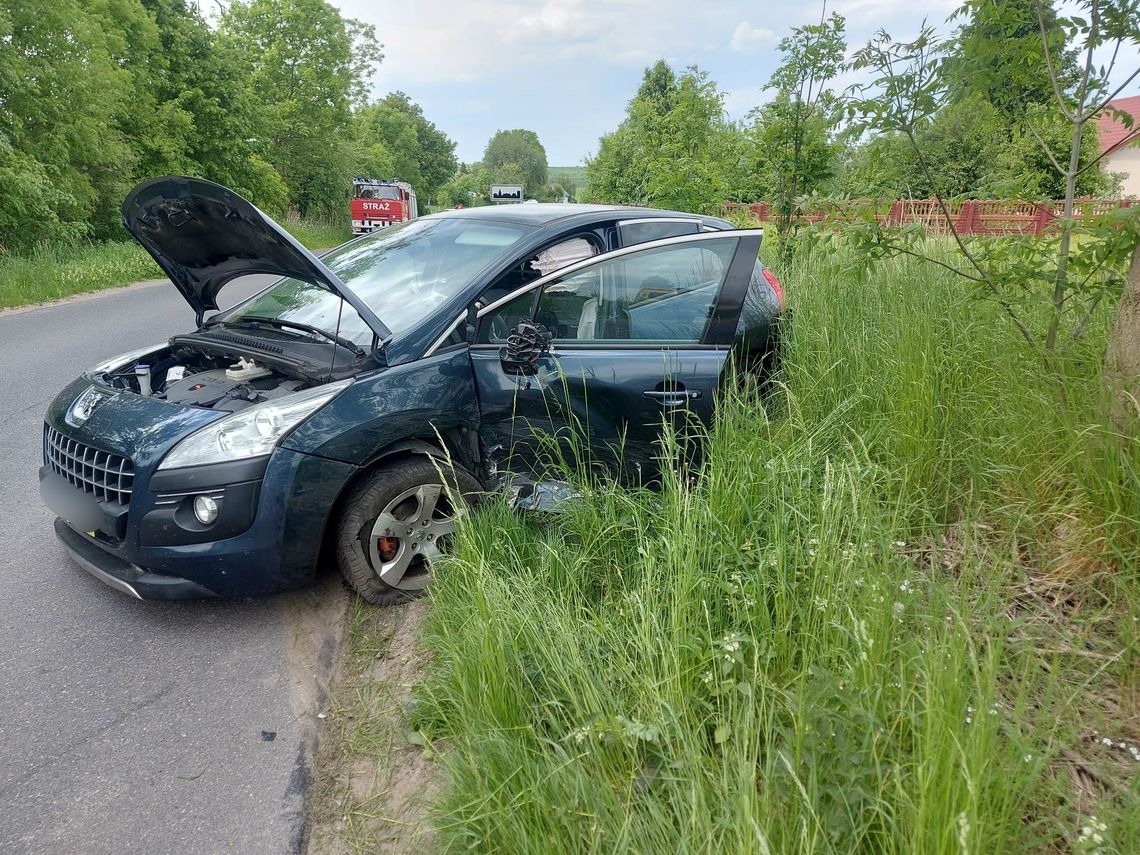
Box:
xmin=122 ymin=176 xmax=390 ymax=339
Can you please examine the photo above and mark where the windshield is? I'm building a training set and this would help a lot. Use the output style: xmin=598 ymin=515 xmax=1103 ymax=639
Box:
xmin=223 ymin=217 xmax=527 ymax=345
xmin=355 ymin=185 xmax=400 ymax=200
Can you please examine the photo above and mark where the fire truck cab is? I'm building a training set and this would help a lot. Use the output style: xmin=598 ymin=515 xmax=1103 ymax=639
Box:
xmin=351 ymin=178 xmax=418 ymax=235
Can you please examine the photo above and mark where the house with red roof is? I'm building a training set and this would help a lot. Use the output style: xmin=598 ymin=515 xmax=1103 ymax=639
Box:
xmin=1096 ymin=94 xmax=1140 ymax=197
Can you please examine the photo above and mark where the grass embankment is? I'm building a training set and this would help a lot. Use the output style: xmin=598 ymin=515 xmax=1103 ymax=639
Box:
xmin=407 ymin=248 xmax=1139 ymax=852
xmin=0 ymin=213 xmax=349 ymax=310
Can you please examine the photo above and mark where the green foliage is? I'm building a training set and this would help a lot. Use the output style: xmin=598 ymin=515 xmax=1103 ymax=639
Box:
xmin=353 ymin=93 xmax=458 ymax=201
xmin=586 ymin=62 xmax=739 ymax=213
xmin=945 ymin=0 xmax=1078 ymax=118
xmin=0 ymin=0 xmax=454 ymax=259
xmin=218 ymin=0 xmax=382 ymax=217
xmin=0 ymin=0 xmax=135 ymax=248
xmin=846 ymin=6 xmax=1140 ymax=352
xmin=991 ymin=104 xmax=1114 ymax=199
xmin=482 ymin=129 xmax=549 ymax=196
xmin=414 ymin=245 xmax=1140 ymax=852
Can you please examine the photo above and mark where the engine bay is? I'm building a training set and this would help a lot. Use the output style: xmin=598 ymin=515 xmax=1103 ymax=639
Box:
xmin=98 ymin=346 xmax=312 ymax=412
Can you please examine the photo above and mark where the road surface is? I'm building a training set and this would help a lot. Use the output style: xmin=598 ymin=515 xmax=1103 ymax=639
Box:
xmin=0 ymin=277 xmax=347 ymax=854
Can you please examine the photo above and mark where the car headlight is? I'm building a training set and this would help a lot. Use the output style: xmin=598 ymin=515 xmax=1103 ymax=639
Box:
xmin=158 ymin=380 xmax=352 ymax=470
xmin=86 ymin=344 xmax=167 ymax=377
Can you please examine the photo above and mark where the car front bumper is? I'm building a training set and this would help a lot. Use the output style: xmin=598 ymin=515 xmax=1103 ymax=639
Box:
xmin=42 ymin=437 xmax=358 ymax=600
xmin=52 ymin=518 xmax=219 ymax=600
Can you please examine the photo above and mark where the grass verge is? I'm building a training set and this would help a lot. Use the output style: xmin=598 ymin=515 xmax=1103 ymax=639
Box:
xmin=307 ymin=598 xmax=440 ymax=854
xmin=0 ymin=213 xmax=350 ymax=310
xmin=403 ymin=248 xmax=1139 ymax=852
xmin=0 ymin=241 xmax=161 ymax=309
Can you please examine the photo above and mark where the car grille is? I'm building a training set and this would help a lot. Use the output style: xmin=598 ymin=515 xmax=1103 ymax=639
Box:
xmin=43 ymin=425 xmax=134 ymax=506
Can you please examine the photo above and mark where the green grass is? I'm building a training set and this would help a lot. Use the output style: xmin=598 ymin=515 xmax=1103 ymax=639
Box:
xmin=549 ymin=166 xmax=588 ymax=188
xmin=0 ymin=213 xmax=350 ymax=310
xmin=279 ymin=211 xmax=351 ymax=252
xmin=0 ymin=241 xmax=161 ymax=309
xmin=410 ymin=246 xmax=1140 ymax=852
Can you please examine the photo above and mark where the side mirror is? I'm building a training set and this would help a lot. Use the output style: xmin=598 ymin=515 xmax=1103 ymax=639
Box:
xmin=500 ymin=320 xmax=553 ymax=376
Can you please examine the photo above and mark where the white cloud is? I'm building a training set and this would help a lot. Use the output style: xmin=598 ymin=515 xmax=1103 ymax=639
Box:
xmin=729 ymin=21 xmax=776 ymax=53
xmin=336 ymin=0 xmax=750 ymax=87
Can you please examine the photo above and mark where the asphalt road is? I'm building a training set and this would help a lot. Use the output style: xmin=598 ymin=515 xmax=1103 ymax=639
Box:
xmin=0 ymin=278 xmax=347 ymax=854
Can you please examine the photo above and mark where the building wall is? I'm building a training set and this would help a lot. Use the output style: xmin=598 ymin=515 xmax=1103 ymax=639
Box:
xmin=1107 ymin=147 xmax=1140 ymax=197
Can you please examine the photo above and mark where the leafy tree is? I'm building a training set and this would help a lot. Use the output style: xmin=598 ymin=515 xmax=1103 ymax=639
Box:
xmin=0 ymin=0 xmax=135 ymax=248
xmin=846 ymin=1 xmax=1139 ymax=364
xmin=376 ymin=92 xmax=458 ymax=200
xmin=482 ymin=129 xmax=549 ymax=196
xmin=586 ymin=62 xmax=740 ymax=213
xmin=353 ymin=103 xmax=423 ymax=186
xmin=760 ymin=10 xmax=847 ymax=243
xmin=219 ymin=0 xmax=382 ymax=216
xmin=435 ymin=163 xmax=496 ymax=208
xmin=945 ymin=0 xmax=1078 ymax=119
xmin=140 ymin=0 xmax=288 ymax=214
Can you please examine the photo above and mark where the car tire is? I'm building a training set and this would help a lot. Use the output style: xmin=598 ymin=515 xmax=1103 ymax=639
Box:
xmin=334 ymin=457 xmax=481 ymax=605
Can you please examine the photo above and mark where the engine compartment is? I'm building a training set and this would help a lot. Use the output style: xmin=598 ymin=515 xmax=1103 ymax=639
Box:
xmin=98 ymin=346 xmax=310 ymax=412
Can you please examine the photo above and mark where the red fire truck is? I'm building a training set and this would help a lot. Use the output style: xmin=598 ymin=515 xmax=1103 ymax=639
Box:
xmin=350 ymin=178 xmax=418 ymax=235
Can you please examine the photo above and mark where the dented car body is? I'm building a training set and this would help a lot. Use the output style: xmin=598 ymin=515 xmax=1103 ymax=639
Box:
xmin=40 ymin=177 xmax=782 ymax=602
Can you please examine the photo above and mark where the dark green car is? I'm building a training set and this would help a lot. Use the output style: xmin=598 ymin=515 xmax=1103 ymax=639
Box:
xmin=39 ymin=177 xmax=783 ymax=604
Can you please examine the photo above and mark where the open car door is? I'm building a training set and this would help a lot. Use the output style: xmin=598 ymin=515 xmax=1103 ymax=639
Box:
xmin=469 ymin=229 xmax=762 ymax=483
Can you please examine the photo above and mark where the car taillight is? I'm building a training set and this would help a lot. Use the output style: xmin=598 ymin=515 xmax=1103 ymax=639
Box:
xmin=762 ymin=268 xmax=785 ymax=307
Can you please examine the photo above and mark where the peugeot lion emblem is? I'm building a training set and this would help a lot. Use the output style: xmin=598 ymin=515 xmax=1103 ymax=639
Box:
xmin=66 ymin=386 xmax=110 ymax=427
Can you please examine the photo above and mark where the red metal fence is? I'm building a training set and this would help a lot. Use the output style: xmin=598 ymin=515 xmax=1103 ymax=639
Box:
xmin=736 ymin=199 xmax=1134 ymax=236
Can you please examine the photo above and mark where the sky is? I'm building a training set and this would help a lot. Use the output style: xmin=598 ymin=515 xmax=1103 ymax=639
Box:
xmin=331 ymin=0 xmax=1140 ymax=167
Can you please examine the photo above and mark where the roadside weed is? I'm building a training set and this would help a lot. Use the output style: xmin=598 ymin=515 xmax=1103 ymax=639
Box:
xmin=414 ymin=246 xmax=1139 ymax=853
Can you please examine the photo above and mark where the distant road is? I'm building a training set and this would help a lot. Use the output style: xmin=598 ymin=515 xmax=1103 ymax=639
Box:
xmin=0 ymin=276 xmax=346 ymax=854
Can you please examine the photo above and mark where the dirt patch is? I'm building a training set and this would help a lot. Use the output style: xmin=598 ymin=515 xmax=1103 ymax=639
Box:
xmin=306 ymin=598 xmax=439 ymax=854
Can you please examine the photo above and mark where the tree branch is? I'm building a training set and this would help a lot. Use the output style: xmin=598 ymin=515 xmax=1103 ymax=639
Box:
xmin=1036 ymin=0 xmax=1074 ymax=122
xmin=903 ymin=134 xmax=1037 ymax=345
xmin=1082 ymin=66 xmax=1140 ymax=123
xmin=1025 ymin=121 xmax=1068 ymax=176
xmin=1075 ymin=127 xmax=1140 ymax=176
xmin=1069 ymin=288 xmax=1108 ymax=342
xmin=874 ymin=242 xmax=990 ymax=283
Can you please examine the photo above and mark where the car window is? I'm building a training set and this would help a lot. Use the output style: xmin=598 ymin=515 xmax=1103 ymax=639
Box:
xmin=481 ymin=237 xmax=739 ymax=345
xmin=617 ymin=219 xmax=700 ymax=246
xmin=478 ymin=235 xmax=600 ymax=308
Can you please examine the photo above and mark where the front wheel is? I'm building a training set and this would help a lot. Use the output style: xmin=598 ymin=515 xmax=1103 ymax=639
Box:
xmin=334 ymin=458 xmax=481 ymax=605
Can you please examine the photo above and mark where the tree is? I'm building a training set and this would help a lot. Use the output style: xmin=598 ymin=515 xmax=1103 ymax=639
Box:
xmin=760 ymin=10 xmax=847 ymax=246
xmin=586 ymin=63 xmax=741 ymax=213
xmin=376 ymin=92 xmax=458 ymax=200
xmin=945 ymin=0 xmax=1078 ymax=119
xmin=482 ymin=129 xmax=548 ymax=196
xmin=139 ymin=0 xmax=288 ymax=214
xmin=845 ymin=1 xmax=1139 ymax=366
xmin=218 ymin=0 xmax=382 ymax=216
xmin=435 ymin=163 xmax=496 ymax=208
xmin=0 ymin=0 xmax=135 ymax=248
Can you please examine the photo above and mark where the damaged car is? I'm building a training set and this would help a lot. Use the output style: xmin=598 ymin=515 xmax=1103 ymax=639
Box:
xmin=39 ymin=176 xmax=783 ymax=604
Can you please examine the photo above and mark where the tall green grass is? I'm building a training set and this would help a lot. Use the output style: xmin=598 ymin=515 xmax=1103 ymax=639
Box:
xmin=414 ymin=247 xmax=1139 ymax=853
xmin=279 ymin=210 xmax=350 ymax=250
xmin=0 ymin=213 xmax=349 ymax=310
xmin=0 ymin=241 xmax=161 ymax=309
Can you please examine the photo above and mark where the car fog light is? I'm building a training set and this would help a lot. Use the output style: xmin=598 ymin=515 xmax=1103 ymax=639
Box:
xmin=193 ymin=495 xmax=219 ymax=525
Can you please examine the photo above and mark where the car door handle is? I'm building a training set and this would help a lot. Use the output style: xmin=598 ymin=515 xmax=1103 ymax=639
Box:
xmin=643 ymin=389 xmax=701 ymax=407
